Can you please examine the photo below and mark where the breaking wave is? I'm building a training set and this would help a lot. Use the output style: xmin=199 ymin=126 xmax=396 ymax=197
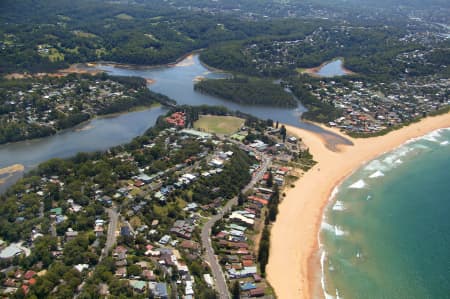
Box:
xmin=332 ymin=201 xmax=346 ymax=211
xmin=369 ymin=170 xmax=384 ymax=178
xmin=349 ymin=179 xmax=366 ymax=189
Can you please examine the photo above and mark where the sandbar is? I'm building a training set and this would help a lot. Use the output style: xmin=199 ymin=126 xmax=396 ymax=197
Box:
xmin=266 ymin=112 xmax=450 ymax=299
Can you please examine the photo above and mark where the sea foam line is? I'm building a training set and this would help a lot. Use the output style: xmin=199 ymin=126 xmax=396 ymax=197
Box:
xmin=319 ymin=126 xmax=450 ymax=299
xmin=349 ymin=179 xmax=366 ymax=189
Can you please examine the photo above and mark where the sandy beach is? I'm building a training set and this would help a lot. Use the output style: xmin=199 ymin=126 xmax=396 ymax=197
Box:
xmin=266 ymin=112 xmax=450 ymax=299
xmin=0 ymin=164 xmax=25 ymax=185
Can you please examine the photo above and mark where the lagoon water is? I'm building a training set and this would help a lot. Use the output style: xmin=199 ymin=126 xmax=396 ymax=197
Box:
xmin=0 ymin=106 xmax=166 ymax=192
xmin=0 ymin=54 xmax=350 ymax=192
xmin=316 ymin=59 xmax=347 ymax=77
xmin=93 ymin=54 xmax=352 ymax=147
xmin=321 ymin=128 xmax=450 ymax=298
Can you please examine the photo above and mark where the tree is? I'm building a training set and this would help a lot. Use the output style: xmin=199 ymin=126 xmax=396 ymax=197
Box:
xmin=258 ymin=226 xmax=270 ymax=275
xmin=127 ymin=264 xmax=142 ymax=277
xmin=232 ymin=280 xmax=240 ymax=299
xmin=280 ymin=125 xmax=287 ymax=143
xmin=237 ymin=192 xmax=246 ymax=206
xmin=266 ymin=171 xmax=273 ymax=188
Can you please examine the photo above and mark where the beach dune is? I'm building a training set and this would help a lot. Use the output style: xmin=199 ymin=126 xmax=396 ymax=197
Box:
xmin=266 ymin=112 xmax=450 ymax=299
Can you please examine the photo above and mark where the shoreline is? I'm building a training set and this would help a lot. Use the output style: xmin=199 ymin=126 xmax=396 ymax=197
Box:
xmin=300 ymin=57 xmax=355 ymax=77
xmin=266 ymin=112 xmax=450 ymax=299
xmin=0 ymin=104 xmax=162 ymax=147
xmin=3 ymin=49 xmax=207 ymax=80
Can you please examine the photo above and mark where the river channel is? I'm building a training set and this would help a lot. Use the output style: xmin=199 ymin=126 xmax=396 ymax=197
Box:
xmin=0 ymin=53 xmax=351 ymax=193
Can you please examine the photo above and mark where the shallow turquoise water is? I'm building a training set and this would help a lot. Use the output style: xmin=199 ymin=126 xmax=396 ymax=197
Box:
xmin=321 ymin=128 xmax=450 ymax=299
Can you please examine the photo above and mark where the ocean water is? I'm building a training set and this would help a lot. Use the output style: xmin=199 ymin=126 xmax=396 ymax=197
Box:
xmin=321 ymin=128 xmax=450 ymax=299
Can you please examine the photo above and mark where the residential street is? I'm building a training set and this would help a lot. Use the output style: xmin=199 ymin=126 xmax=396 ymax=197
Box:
xmin=101 ymin=206 xmax=119 ymax=261
xmin=201 ymin=153 xmax=271 ymax=299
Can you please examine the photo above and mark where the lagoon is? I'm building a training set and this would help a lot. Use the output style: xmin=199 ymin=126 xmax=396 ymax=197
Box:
xmin=93 ymin=54 xmax=351 ymax=147
xmin=0 ymin=54 xmax=351 ymax=192
xmin=316 ymin=59 xmax=348 ymax=77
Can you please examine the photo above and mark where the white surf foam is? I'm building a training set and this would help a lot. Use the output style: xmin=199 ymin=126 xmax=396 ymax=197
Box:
xmin=322 ymin=222 xmax=346 ymax=236
xmin=422 ymin=130 xmax=442 ymax=143
xmin=349 ymin=179 xmax=366 ymax=189
xmin=330 ymin=186 xmax=340 ymax=200
xmin=320 ymin=250 xmax=337 ymax=299
xmin=440 ymin=141 xmax=449 ymax=146
xmin=332 ymin=200 xmax=346 ymax=211
xmin=321 ymin=222 xmax=334 ymax=233
xmin=334 ymin=226 xmax=346 ymax=236
xmin=369 ymin=170 xmax=384 ymax=178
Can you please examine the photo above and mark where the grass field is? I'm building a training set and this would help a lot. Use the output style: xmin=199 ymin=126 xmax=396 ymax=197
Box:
xmin=115 ymin=13 xmax=134 ymax=20
xmin=194 ymin=115 xmax=245 ymax=135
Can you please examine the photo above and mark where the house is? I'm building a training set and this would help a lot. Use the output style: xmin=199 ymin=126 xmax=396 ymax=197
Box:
xmin=50 ymin=207 xmax=62 ymax=216
xmin=249 ymin=287 xmax=265 ymax=297
xmin=151 ymin=220 xmax=159 ymax=227
xmin=170 ymin=220 xmax=194 ymax=239
xmin=134 ymin=180 xmax=145 ymax=188
xmin=0 ymin=244 xmax=24 ymax=259
xmin=230 ymin=212 xmax=254 ymax=226
xmin=203 ymin=274 xmax=214 ymax=287
xmin=136 ymin=174 xmax=152 ymax=183
xmin=115 ymin=267 xmax=127 ymax=277
xmin=159 ymin=235 xmax=171 ymax=245
xmin=242 ymin=259 xmax=254 ymax=267
xmin=120 ymin=226 xmax=132 ymax=237
xmin=142 ymin=269 xmax=156 ymax=281
xmin=129 ymin=280 xmax=147 ymax=293
xmin=74 ymin=264 xmax=89 ymax=272
xmin=247 ymin=196 xmax=268 ymax=206
xmin=274 ymin=176 xmax=284 ymax=186
xmin=209 ymin=159 xmax=224 ymax=168
xmin=23 ymin=270 xmax=36 ymax=280
xmin=287 ymin=136 xmax=297 ymax=143
xmin=180 ymin=240 xmax=200 ymax=251
xmin=21 ymin=285 xmax=29 ymax=295
xmin=151 ymin=282 xmax=169 ymax=298
xmin=99 ymin=283 xmax=109 ymax=296
xmin=241 ymin=282 xmax=256 ymax=291
xmin=65 ymin=229 xmax=79 ymax=241
xmin=94 ymin=225 xmax=104 ymax=237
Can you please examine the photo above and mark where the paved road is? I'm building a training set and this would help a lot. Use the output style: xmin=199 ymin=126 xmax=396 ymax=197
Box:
xmin=201 ymin=154 xmax=271 ymax=299
xmin=101 ymin=206 xmax=119 ymax=261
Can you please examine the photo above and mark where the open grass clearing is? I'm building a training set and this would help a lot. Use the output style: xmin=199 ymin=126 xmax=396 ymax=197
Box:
xmin=194 ymin=115 xmax=245 ymax=135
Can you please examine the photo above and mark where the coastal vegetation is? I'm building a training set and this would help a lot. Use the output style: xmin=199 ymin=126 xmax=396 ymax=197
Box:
xmin=194 ymin=77 xmax=298 ymax=108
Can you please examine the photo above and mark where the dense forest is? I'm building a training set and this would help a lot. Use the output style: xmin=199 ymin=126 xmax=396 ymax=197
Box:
xmin=194 ymin=77 xmax=298 ymax=108
xmin=0 ymin=0 xmax=329 ymax=74
xmin=1 ymin=0 xmax=448 ymax=129
xmin=200 ymin=26 xmax=449 ymax=82
xmin=288 ymin=77 xmax=343 ymax=123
